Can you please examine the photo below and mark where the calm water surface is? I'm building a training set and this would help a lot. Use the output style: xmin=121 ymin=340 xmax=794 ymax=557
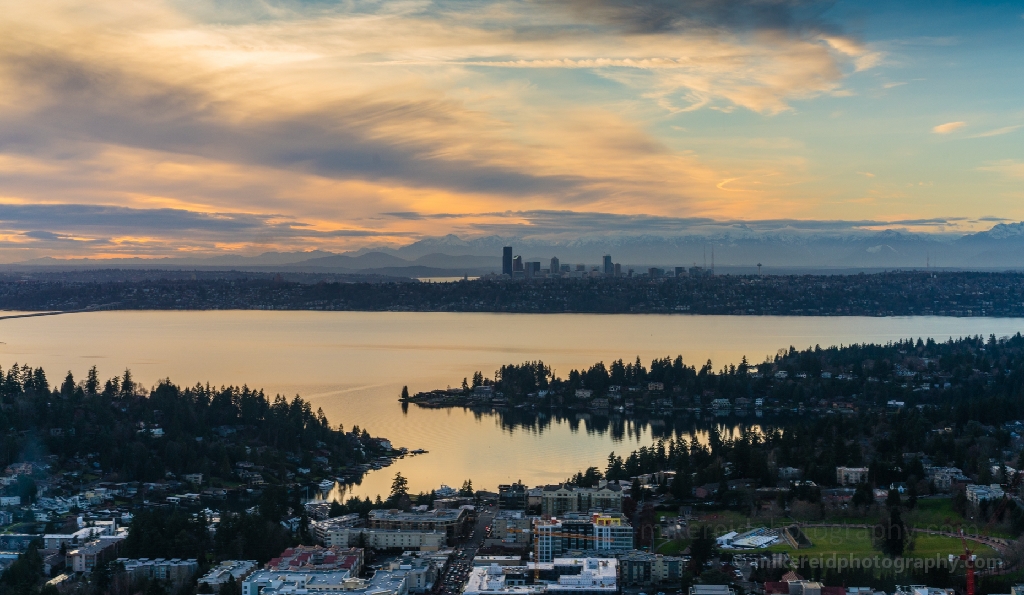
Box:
xmin=1 ymin=311 xmax=1022 ymax=499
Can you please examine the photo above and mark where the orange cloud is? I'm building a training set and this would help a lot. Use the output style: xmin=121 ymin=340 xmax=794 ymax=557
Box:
xmin=932 ymin=121 xmax=966 ymax=134
xmin=0 ymin=0 xmax=996 ymax=260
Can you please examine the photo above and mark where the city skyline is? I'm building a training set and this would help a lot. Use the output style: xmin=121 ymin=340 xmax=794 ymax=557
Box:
xmin=0 ymin=0 xmax=1022 ymax=261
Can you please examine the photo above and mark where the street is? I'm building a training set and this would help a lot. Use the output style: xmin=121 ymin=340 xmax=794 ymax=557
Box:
xmin=435 ymin=504 xmax=495 ymax=595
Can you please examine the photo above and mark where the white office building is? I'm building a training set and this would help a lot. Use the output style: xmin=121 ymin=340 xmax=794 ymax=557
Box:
xmin=463 ymin=558 xmax=617 ymax=595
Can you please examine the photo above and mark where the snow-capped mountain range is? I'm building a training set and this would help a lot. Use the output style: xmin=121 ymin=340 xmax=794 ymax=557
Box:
xmin=10 ymin=222 xmax=1024 ymax=273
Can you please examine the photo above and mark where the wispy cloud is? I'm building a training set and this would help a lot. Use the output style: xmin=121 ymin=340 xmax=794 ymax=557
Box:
xmin=0 ymin=0 xmax=1016 ymax=259
xmin=381 ymin=209 xmax=976 ymax=239
xmin=978 ymin=161 xmax=1024 ymax=180
xmin=933 ymin=121 xmax=966 ymax=134
xmin=970 ymin=125 xmax=1022 ymax=138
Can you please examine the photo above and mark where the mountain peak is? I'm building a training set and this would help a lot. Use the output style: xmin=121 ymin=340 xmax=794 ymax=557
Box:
xmin=971 ymin=221 xmax=1024 ymax=240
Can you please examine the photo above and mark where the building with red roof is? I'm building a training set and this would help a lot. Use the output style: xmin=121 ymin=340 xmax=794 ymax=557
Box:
xmin=265 ymin=545 xmax=363 ymax=575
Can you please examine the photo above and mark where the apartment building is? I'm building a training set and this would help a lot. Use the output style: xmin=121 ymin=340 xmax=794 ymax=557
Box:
xmin=836 ymin=467 xmax=869 ymax=486
xmin=368 ymin=508 xmax=471 ymax=545
xmin=540 ymin=484 xmax=623 ymax=517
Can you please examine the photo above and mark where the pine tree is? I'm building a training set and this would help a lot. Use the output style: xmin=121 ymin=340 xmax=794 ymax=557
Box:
xmin=60 ymin=371 xmax=75 ymax=397
xmin=390 ymin=472 xmax=409 ymax=500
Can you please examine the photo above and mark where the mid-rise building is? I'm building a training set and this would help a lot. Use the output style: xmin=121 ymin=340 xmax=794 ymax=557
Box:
xmin=490 ymin=510 xmax=533 ymax=545
xmin=311 ymin=514 xmax=362 ymax=543
xmin=266 ymin=545 xmax=363 ymax=574
xmin=535 ymin=515 xmax=632 ymax=562
xmin=242 ymin=569 xmax=406 ymax=595
xmin=198 ymin=560 xmax=258 ymax=589
xmin=67 ymin=535 xmax=125 ymax=573
xmin=966 ymin=484 xmax=1005 ymax=505
xmin=119 ymin=558 xmax=198 ymax=587
xmin=463 ymin=558 xmax=616 ymax=595
xmin=387 ymin=551 xmax=442 ymax=593
xmin=368 ymin=509 xmax=470 ymax=545
xmin=618 ymin=552 xmax=685 ymax=586
xmin=924 ymin=466 xmax=970 ymax=490
xmin=540 ymin=483 xmax=623 ymax=516
xmin=45 ymin=521 xmax=118 ymax=550
xmin=836 ymin=467 xmax=869 ymax=486
xmin=325 ymin=528 xmax=446 ymax=551
xmin=499 ymin=483 xmax=529 ymax=510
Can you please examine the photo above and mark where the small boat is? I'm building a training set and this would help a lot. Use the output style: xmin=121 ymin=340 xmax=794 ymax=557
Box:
xmin=318 ymin=479 xmax=335 ymax=491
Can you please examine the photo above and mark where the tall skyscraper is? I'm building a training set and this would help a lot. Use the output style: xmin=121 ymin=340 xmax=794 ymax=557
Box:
xmin=602 ymin=255 xmax=613 ymax=275
xmin=502 ymin=246 xmax=513 ymax=276
xmin=513 ymin=255 xmax=523 ymax=272
xmin=550 ymin=256 xmax=560 ymax=276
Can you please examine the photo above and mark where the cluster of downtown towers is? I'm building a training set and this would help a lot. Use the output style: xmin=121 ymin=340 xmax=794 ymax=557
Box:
xmin=502 ymin=246 xmax=617 ymax=278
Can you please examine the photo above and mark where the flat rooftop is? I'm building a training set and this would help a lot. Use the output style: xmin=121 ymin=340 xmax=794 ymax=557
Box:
xmin=369 ymin=509 xmax=466 ymax=522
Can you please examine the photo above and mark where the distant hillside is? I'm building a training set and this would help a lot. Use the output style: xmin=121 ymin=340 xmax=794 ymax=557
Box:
xmin=8 ymin=222 xmax=1024 ymax=272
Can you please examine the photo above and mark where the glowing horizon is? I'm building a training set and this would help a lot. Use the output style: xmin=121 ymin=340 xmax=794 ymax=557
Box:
xmin=0 ymin=0 xmax=1021 ymax=261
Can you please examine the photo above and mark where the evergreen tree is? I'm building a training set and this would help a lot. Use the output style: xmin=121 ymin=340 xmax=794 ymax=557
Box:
xmin=390 ymin=472 xmax=409 ymax=500
xmin=219 ymin=579 xmax=242 ymax=595
xmin=630 ymin=477 xmax=642 ymax=500
xmin=688 ymin=525 xmax=717 ymax=574
xmin=874 ymin=508 xmax=908 ymax=557
xmin=86 ymin=365 xmax=99 ymax=395
xmin=60 ymin=371 xmax=75 ymax=398
xmin=0 ymin=540 xmax=43 ymax=593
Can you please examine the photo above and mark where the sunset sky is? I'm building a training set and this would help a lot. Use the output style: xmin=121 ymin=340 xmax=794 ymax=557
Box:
xmin=0 ymin=0 xmax=1022 ymax=260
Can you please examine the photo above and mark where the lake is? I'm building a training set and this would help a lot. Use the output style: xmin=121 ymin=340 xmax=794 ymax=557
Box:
xmin=1 ymin=310 xmax=1022 ymax=500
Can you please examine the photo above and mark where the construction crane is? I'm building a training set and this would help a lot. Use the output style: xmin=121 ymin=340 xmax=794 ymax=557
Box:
xmin=948 ymin=469 xmax=1019 ymax=594
xmin=949 ymin=529 xmax=976 ymax=595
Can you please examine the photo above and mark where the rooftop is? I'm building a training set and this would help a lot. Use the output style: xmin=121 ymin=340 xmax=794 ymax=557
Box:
xmin=246 ymin=569 xmax=406 ymax=595
xmin=369 ymin=509 xmax=466 ymax=522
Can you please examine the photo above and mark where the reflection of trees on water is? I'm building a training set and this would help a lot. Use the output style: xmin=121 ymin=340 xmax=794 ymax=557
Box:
xmin=471 ymin=406 xmax=780 ymax=444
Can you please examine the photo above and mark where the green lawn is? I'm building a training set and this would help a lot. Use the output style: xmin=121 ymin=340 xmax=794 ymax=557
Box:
xmin=787 ymin=498 xmax=1013 ymax=538
xmin=654 ymin=538 xmax=691 ymax=555
xmin=765 ymin=527 xmax=998 ymax=560
xmin=658 ymin=501 xmax=1004 ymax=562
xmin=907 ymin=499 xmax=962 ymax=530
xmin=788 ymin=499 xmax=960 ymax=527
xmin=694 ymin=510 xmax=756 ymax=533
xmin=909 ymin=499 xmax=1014 ymax=538
xmin=912 ymin=534 xmax=997 ymax=558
